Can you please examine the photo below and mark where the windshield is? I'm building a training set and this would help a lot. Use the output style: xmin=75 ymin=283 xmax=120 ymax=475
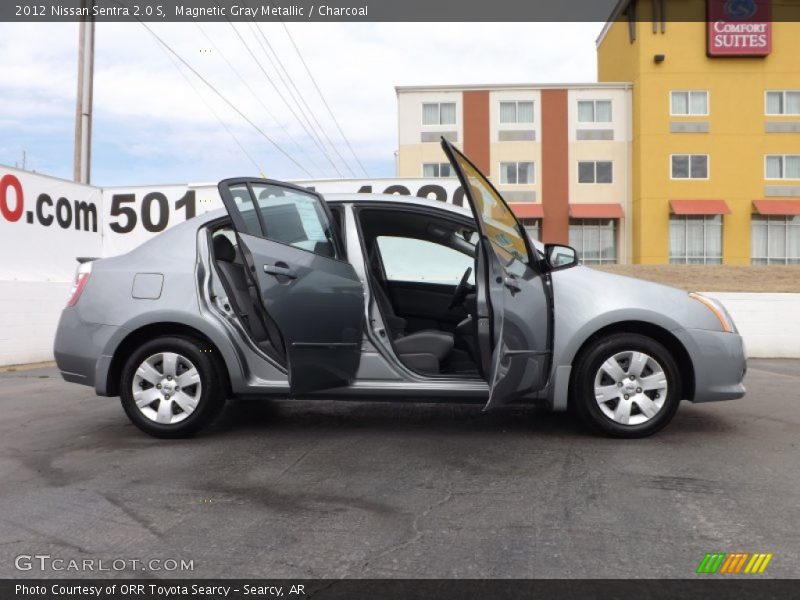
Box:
xmin=446 ymin=146 xmax=530 ymax=265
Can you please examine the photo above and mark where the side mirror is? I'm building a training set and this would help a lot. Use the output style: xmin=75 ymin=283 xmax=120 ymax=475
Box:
xmin=544 ymin=244 xmax=579 ymax=270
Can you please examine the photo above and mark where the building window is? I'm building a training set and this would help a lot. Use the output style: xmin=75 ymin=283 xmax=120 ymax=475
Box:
xmin=671 ymin=154 xmax=709 ymax=179
xmin=577 ymin=100 xmax=612 ymax=123
xmin=752 ymin=216 xmax=800 ymax=265
xmin=765 ymin=155 xmax=800 ymax=180
xmin=500 ymin=162 xmax=535 ymax=184
xmin=569 ymin=219 xmax=617 ymax=264
xmin=520 ymin=218 xmax=541 ymax=241
xmin=669 ymin=215 xmax=722 ymax=264
xmin=670 ymin=91 xmax=709 ymax=116
xmin=422 ymin=163 xmax=454 ymax=178
xmin=765 ymin=91 xmax=800 ymax=115
xmin=499 ymin=101 xmax=534 ymax=124
xmin=422 ymin=102 xmax=456 ymax=125
xmin=578 ymin=161 xmax=613 ymax=184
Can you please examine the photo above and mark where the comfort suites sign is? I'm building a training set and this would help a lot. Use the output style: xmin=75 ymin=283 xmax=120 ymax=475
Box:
xmin=707 ymin=0 xmax=771 ymax=56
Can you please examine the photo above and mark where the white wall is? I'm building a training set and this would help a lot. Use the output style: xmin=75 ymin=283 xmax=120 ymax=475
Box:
xmin=701 ymin=293 xmax=800 ymax=359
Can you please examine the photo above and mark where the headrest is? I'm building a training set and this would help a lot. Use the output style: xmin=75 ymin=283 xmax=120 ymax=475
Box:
xmin=213 ymin=235 xmax=236 ymax=263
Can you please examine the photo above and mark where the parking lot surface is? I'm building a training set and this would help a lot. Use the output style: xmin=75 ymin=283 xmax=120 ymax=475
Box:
xmin=0 ymin=360 xmax=798 ymax=579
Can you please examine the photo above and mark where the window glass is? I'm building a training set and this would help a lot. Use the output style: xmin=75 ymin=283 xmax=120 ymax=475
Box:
xmin=672 ymin=155 xmax=707 ymax=179
xmin=596 ymin=161 xmax=613 ymax=183
xmin=422 ymin=103 xmax=439 ymax=125
xmin=517 ymin=102 xmax=534 ymax=123
xmin=786 ymin=156 xmax=800 ymax=179
xmin=578 ymin=161 xmax=595 ymax=183
xmin=499 ymin=102 xmax=516 ymax=123
xmin=377 ymin=237 xmax=474 ymax=284
xmin=672 ymin=155 xmax=689 ymax=178
xmin=690 ymin=92 xmax=708 ymax=115
xmin=517 ymin=162 xmax=534 ymax=184
xmin=569 ymin=219 xmax=617 ymax=264
xmin=439 ymin=103 xmax=456 ymax=125
xmin=500 ymin=162 xmax=517 ymax=184
xmin=450 ymin=150 xmax=529 ymax=264
xmin=595 ymin=100 xmax=612 ymax=122
xmin=671 ymin=91 xmax=689 ymax=114
xmin=227 ymin=184 xmax=262 ymax=237
xmin=245 ymin=183 xmax=338 ymax=259
xmin=787 ymin=92 xmax=800 ymax=115
xmin=520 ymin=218 xmax=540 ymax=241
xmin=577 ymin=101 xmax=594 ymax=123
xmin=669 ymin=215 xmax=722 ymax=264
xmin=690 ymin=155 xmax=708 ymax=179
xmin=751 ymin=216 xmax=800 ymax=264
xmin=423 ymin=163 xmax=439 ymax=178
xmin=766 ymin=155 xmax=782 ymax=178
xmin=766 ymin=91 xmax=783 ymax=115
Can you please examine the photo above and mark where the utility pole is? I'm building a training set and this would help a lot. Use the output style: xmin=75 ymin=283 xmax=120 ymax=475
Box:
xmin=73 ymin=0 xmax=95 ymax=184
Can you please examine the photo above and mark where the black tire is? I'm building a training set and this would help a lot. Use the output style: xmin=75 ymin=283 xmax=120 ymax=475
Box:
xmin=570 ymin=333 xmax=681 ymax=438
xmin=120 ymin=336 xmax=227 ymax=438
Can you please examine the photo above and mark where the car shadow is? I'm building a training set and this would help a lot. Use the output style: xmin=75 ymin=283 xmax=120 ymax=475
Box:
xmin=205 ymin=397 xmax=589 ymax=439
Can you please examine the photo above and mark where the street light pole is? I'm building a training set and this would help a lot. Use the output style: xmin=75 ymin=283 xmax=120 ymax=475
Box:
xmin=73 ymin=0 xmax=95 ymax=184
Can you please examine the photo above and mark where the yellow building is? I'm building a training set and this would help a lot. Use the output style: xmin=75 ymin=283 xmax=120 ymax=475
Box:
xmin=598 ymin=0 xmax=800 ymax=265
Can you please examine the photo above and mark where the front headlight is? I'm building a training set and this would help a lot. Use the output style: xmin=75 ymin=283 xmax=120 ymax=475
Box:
xmin=689 ymin=292 xmax=736 ymax=333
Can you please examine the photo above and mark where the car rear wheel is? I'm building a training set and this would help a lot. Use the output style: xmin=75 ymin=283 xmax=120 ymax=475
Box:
xmin=571 ymin=333 xmax=681 ymax=438
xmin=120 ymin=336 xmax=226 ymax=438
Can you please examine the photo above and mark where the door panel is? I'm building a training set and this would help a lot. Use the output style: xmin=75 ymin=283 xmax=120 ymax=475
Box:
xmin=441 ymin=140 xmax=553 ymax=409
xmin=218 ymin=178 xmax=365 ymax=395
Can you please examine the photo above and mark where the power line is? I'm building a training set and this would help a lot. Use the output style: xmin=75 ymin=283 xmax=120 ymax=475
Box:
xmin=195 ymin=22 xmax=325 ymax=177
xmin=249 ymin=20 xmax=357 ymax=177
xmin=137 ymin=21 xmax=314 ymax=177
xmin=228 ymin=21 xmax=344 ymax=178
xmin=281 ymin=22 xmax=369 ymax=177
xmin=159 ymin=40 xmax=265 ymax=176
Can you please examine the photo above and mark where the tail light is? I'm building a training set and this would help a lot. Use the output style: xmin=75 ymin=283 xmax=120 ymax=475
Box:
xmin=67 ymin=261 xmax=93 ymax=307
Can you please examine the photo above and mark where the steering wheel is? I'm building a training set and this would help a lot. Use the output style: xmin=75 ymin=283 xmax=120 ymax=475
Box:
xmin=449 ymin=267 xmax=473 ymax=309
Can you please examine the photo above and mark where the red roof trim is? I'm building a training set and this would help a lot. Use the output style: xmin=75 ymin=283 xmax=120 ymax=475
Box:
xmin=753 ymin=200 xmax=800 ymax=216
xmin=509 ymin=203 xmax=544 ymax=219
xmin=670 ymin=199 xmax=731 ymax=215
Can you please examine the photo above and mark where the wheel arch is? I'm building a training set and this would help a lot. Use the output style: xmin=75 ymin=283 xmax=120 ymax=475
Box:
xmin=566 ymin=321 xmax=695 ymax=406
xmin=101 ymin=320 xmax=235 ymax=398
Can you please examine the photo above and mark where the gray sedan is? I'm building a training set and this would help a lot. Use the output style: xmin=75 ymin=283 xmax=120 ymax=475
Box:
xmin=54 ymin=140 xmax=746 ymax=438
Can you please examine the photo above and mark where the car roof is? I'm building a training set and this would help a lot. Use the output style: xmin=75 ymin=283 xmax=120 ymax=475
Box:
xmin=195 ymin=192 xmax=475 ymax=226
xmin=324 ymin=193 xmax=474 ymax=217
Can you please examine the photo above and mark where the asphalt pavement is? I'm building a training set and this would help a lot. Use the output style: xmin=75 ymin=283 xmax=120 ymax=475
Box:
xmin=0 ymin=359 xmax=798 ymax=579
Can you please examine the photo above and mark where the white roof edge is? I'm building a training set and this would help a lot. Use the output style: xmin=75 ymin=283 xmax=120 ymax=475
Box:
xmin=395 ymin=82 xmax=633 ymax=94
xmin=596 ymin=0 xmax=632 ymax=47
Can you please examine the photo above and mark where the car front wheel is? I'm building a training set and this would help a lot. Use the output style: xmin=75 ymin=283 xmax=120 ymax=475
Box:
xmin=120 ymin=336 xmax=226 ymax=438
xmin=571 ymin=333 xmax=681 ymax=438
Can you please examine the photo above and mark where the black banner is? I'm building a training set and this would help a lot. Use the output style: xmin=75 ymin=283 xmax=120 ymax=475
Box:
xmin=4 ymin=579 xmax=800 ymax=600
xmin=3 ymin=0 xmax=800 ymax=23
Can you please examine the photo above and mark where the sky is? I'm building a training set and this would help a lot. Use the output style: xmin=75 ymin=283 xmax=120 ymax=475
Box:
xmin=0 ymin=21 xmax=604 ymax=186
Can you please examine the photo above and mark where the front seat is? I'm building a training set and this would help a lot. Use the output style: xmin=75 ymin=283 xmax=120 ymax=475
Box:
xmin=368 ymin=271 xmax=454 ymax=374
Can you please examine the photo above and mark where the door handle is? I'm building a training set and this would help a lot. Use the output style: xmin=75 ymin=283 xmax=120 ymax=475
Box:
xmin=504 ymin=276 xmax=521 ymax=292
xmin=263 ymin=263 xmax=296 ymax=279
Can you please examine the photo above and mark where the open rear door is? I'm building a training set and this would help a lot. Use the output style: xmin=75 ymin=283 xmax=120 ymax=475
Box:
xmin=218 ymin=178 xmax=365 ymax=395
xmin=441 ymin=140 xmax=553 ymax=409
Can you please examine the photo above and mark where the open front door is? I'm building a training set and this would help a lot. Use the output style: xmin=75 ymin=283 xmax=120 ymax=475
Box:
xmin=441 ymin=140 xmax=553 ymax=409
xmin=218 ymin=178 xmax=365 ymax=395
